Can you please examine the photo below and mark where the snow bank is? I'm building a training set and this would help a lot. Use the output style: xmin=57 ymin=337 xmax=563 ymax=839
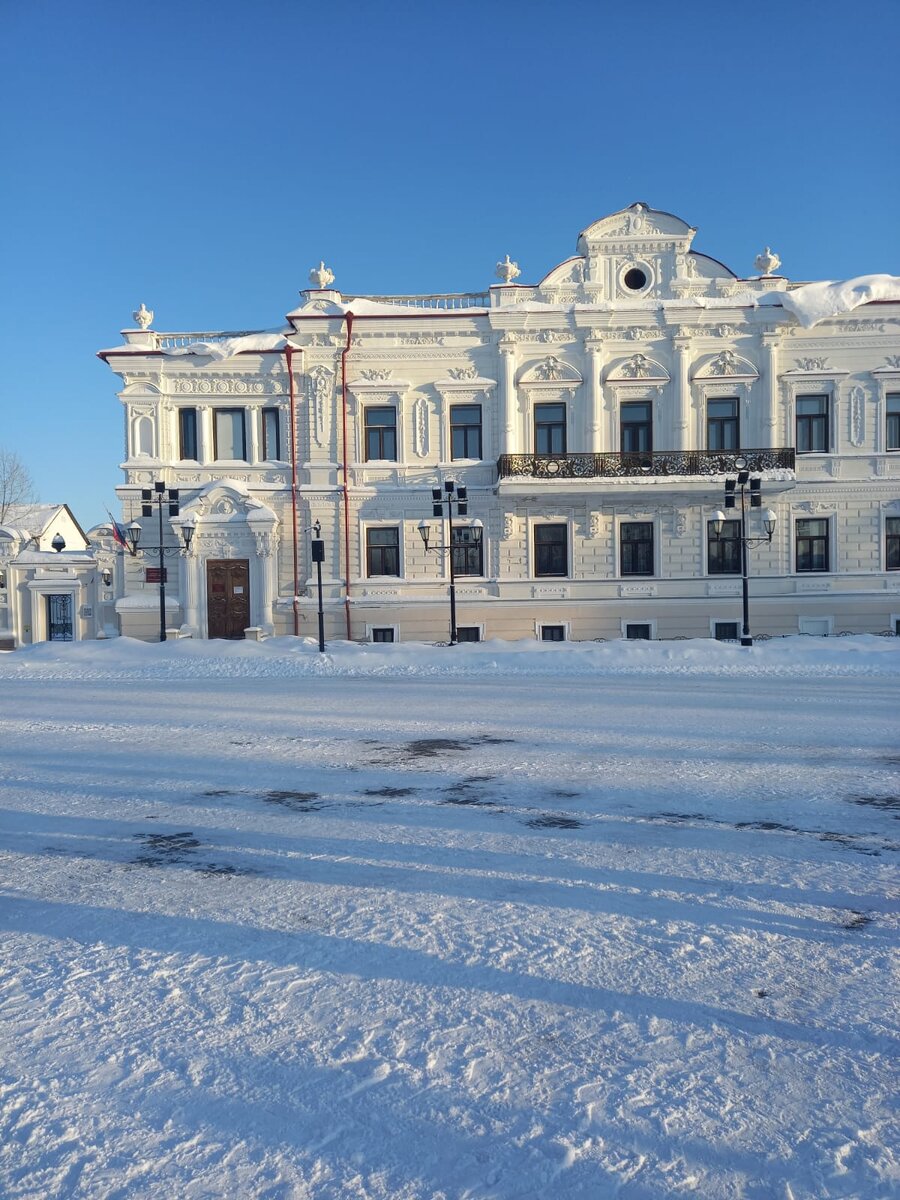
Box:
xmin=160 ymin=331 xmax=291 ymax=359
xmin=776 ymin=274 xmax=900 ymax=327
xmin=1 ymin=634 xmax=897 ymax=683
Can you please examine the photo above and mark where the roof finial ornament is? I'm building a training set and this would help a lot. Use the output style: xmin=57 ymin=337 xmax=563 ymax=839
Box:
xmin=495 ymin=255 xmax=521 ymax=283
xmin=132 ymin=303 xmax=154 ymax=330
xmin=309 ymin=261 xmax=335 ymax=289
xmin=754 ymin=247 xmax=781 ymax=276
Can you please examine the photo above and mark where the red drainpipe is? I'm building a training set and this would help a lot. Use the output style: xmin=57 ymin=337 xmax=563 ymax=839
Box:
xmin=284 ymin=344 xmax=301 ymax=636
xmin=340 ymin=312 xmax=354 ymax=640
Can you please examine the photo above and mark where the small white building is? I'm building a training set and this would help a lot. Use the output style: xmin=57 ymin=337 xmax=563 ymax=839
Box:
xmin=99 ymin=203 xmax=900 ymax=643
xmin=0 ymin=506 xmax=117 ymax=648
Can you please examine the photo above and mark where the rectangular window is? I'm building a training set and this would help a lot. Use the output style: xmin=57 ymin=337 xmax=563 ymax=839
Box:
xmin=796 ymin=395 xmax=829 ymax=454
xmin=451 ymin=528 xmax=483 ymax=576
xmin=708 ymin=518 xmax=741 ymax=575
xmin=795 ymin=518 xmax=830 ymax=572
xmin=214 ymin=409 xmax=247 ymax=460
xmin=534 ymin=524 xmax=568 ymax=576
xmin=707 ymin=398 xmax=740 ymax=451
xmin=620 ymin=522 xmax=654 ymax=576
xmin=371 ymin=627 xmax=395 ymax=643
xmin=620 ymin=401 xmax=653 ymax=454
xmin=541 ymin=625 xmax=565 ymax=641
xmin=262 ymin=408 xmax=281 ymax=460
xmin=714 ymin=621 xmax=740 ymax=641
xmin=887 ymin=394 xmax=900 ymax=451
xmin=887 ymin=517 xmax=900 ymax=570
xmin=365 ymin=407 xmax=397 ymax=461
xmin=450 ymin=405 xmax=482 ymax=460
xmin=534 ymin=403 xmax=566 ymax=455
xmin=179 ymin=408 xmax=198 ymax=461
xmin=625 ymin=624 xmax=652 ymax=640
xmin=456 ymin=627 xmax=481 ymax=643
xmin=366 ymin=527 xmax=400 ymax=577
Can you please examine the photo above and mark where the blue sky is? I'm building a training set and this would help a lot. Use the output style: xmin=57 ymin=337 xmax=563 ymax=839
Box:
xmin=1 ymin=0 xmax=898 ymax=527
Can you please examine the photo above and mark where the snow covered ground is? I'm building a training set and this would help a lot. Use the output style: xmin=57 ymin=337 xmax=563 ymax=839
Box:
xmin=0 ymin=636 xmax=898 ymax=1200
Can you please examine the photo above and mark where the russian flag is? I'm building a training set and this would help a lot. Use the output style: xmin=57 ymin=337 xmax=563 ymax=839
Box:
xmin=106 ymin=510 xmax=129 ymax=551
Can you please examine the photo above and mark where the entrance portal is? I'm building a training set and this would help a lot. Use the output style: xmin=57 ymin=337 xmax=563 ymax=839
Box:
xmin=206 ymin=559 xmax=250 ymax=639
xmin=46 ymin=594 xmax=74 ymax=641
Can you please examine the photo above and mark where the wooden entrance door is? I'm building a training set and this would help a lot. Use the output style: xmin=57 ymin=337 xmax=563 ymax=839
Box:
xmin=206 ymin=560 xmax=250 ymax=639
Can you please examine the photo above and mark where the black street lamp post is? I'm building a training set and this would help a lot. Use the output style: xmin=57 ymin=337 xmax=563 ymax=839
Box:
xmin=124 ymin=483 xmax=195 ymax=642
xmin=311 ymin=520 xmax=326 ymax=654
xmin=418 ymin=481 xmax=483 ymax=646
xmin=712 ymin=458 xmax=776 ymax=648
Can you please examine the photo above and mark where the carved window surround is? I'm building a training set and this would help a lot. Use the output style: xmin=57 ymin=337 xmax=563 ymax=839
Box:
xmin=780 ymin=370 xmax=849 ymax=454
xmin=346 ymin=377 xmax=412 ymax=465
xmin=871 ymin=367 xmax=900 ymax=454
xmin=434 ymin=373 xmax=496 ymax=462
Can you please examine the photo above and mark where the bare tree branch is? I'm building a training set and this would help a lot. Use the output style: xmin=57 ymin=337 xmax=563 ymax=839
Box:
xmin=0 ymin=447 xmax=37 ymax=526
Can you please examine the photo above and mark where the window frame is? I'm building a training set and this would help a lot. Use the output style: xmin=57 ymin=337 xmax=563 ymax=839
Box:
xmin=213 ymin=408 xmax=247 ymax=462
xmin=706 ymin=397 xmax=740 ymax=451
xmin=886 ymin=516 xmax=900 ymax=571
xmin=369 ymin=626 xmax=397 ymax=644
xmin=620 ymin=400 xmax=653 ymax=454
xmin=178 ymin=407 xmax=199 ymax=462
xmin=712 ymin=621 xmax=740 ymax=642
xmin=619 ymin=521 xmax=655 ymax=577
xmin=707 ymin=518 xmax=742 ymax=575
xmin=364 ymin=406 xmax=398 ymax=462
xmin=539 ymin=624 xmax=566 ymax=642
xmin=450 ymin=528 xmax=484 ymax=577
xmin=887 ymin=394 xmax=900 ymax=452
xmin=365 ymin=526 xmax=401 ymax=577
xmin=456 ymin=626 xmax=482 ymax=643
xmin=795 ymin=517 xmax=830 ymax=573
xmin=533 ymin=523 xmax=569 ymax=577
xmin=795 ymin=394 xmax=830 ymax=454
xmin=450 ymin=404 xmax=483 ymax=461
xmin=623 ymin=622 xmax=654 ymax=641
xmin=534 ymin=402 xmax=567 ymax=455
xmin=262 ymin=407 xmax=282 ymax=461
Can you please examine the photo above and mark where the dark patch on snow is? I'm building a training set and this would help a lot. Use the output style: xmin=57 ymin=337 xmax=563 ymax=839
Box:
xmin=367 ymin=736 xmax=514 ymax=765
xmin=735 ymin=820 xmax=801 ymax=833
xmin=194 ymin=862 xmax=255 ymax=878
xmin=441 ymin=789 xmax=497 ymax=808
xmin=405 ymin=738 xmax=472 ymax=758
xmin=133 ymin=831 xmax=201 ymax=867
xmin=261 ymin=790 xmax=324 ymax=811
xmin=526 ymin=814 xmax=585 ymax=830
xmin=816 ymin=832 xmax=882 ymax=856
xmin=202 ymin=788 xmax=237 ymax=797
xmin=840 ymin=910 xmax=873 ymax=930
xmin=754 ymin=989 xmax=769 ymax=999
xmin=848 ymin=794 xmax=900 ymax=816
xmin=549 ymin=789 xmax=581 ymax=799
xmin=363 ymin=786 xmax=416 ymax=798
xmin=649 ymin=811 xmax=713 ymax=824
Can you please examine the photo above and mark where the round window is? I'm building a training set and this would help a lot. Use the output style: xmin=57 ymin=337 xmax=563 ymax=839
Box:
xmin=624 ymin=267 xmax=648 ymax=291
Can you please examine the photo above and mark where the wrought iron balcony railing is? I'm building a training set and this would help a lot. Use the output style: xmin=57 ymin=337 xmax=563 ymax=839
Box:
xmin=497 ymin=448 xmax=795 ymax=479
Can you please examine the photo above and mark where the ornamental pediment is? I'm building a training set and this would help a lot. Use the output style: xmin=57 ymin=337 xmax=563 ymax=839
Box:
xmin=606 ymin=353 xmax=669 ymax=382
xmin=517 ymin=355 xmax=582 ymax=385
xmin=434 ymin=365 xmax=496 ymax=392
xmin=538 ymin=257 xmax=586 ymax=288
xmin=691 ymin=350 xmax=759 ymax=380
xmin=578 ymin=202 xmax=695 ymax=249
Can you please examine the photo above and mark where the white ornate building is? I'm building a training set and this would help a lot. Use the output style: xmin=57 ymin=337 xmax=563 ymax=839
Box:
xmin=99 ymin=203 xmax=900 ymax=643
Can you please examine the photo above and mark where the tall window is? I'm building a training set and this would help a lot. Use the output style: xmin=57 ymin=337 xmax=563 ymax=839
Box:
xmin=534 ymin=524 xmax=567 ymax=576
xmin=214 ymin=409 xmax=247 ymax=460
xmin=887 ymin=517 xmax=900 ymax=570
xmin=887 ymin=394 xmax=900 ymax=451
xmin=179 ymin=408 xmax=198 ymax=461
xmin=534 ymin=403 xmax=566 ymax=455
xmin=620 ymin=401 xmax=652 ymax=453
xmin=451 ymin=405 xmax=482 ymax=460
xmin=620 ymin=522 xmax=654 ymax=576
xmin=707 ymin=398 xmax=739 ymax=451
xmin=366 ymin=527 xmax=400 ymax=576
xmin=262 ymin=408 xmax=281 ymax=460
xmin=451 ymin=528 xmax=483 ymax=576
xmin=365 ymin=408 xmax=397 ymax=461
xmin=708 ymin=519 xmax=741 ymax=574
xmin=795 ymin=518 xmax=829 ymax=572
xmin=796 ymin=395 xmax=829 ymax=454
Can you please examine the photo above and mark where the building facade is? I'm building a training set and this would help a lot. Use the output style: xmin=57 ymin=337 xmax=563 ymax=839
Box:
xmin=0 ymin=505 xmax=117 ymax=649
xmin=99 ymin=203 xmax=900 ymax=643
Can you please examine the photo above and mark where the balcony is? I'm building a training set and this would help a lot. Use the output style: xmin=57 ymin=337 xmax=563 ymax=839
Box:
xmin=498 ymin=448 xmax=795 ymax=480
